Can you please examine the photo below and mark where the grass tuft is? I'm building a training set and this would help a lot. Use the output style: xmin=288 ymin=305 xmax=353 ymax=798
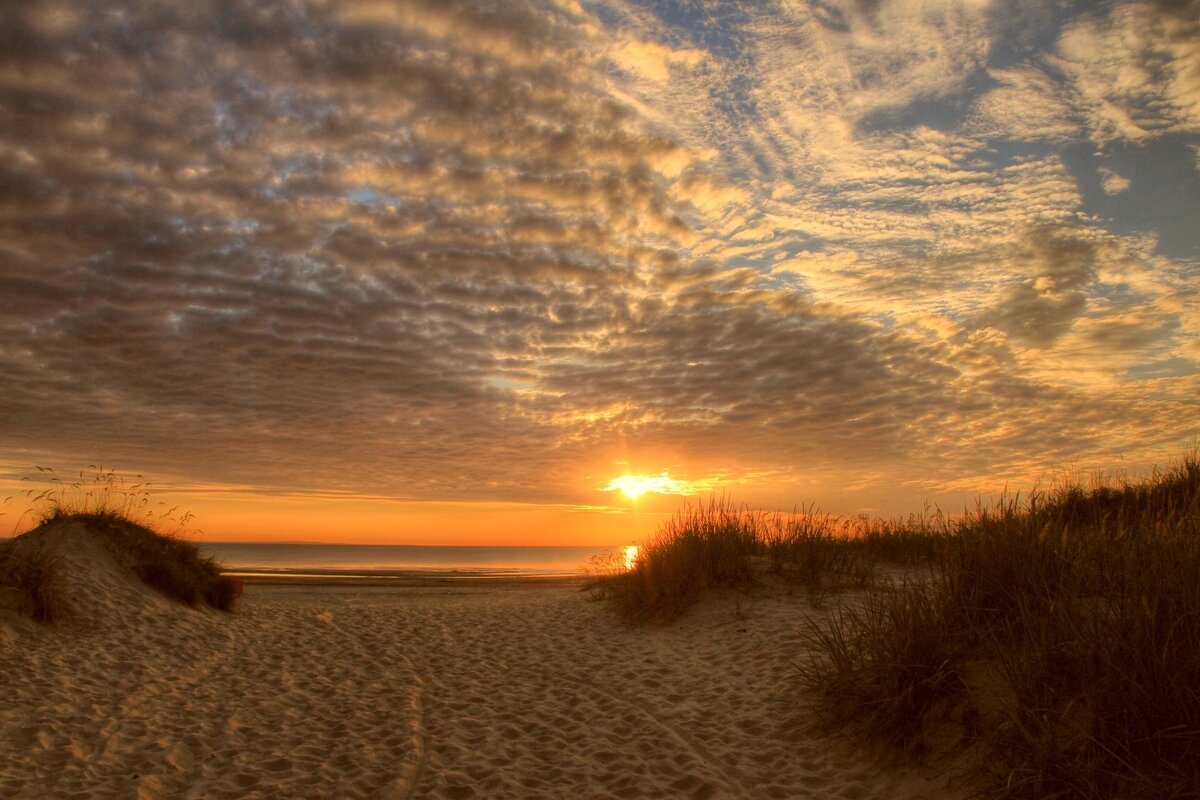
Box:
xmin=14 ymin=465 xmax=198 ymax=535
xmin=796 ymin=579 xmax=966 ymax=756
xmin=587 ymin=498 xmax=762 ymax=621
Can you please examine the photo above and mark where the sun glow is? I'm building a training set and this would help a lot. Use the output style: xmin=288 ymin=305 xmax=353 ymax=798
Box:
xmin=603 ymin=472 xmax=686 ymax=500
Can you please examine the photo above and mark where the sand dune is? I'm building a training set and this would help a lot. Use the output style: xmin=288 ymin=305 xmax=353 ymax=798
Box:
xmin=1 ymin=524 xmax=962 ymax=799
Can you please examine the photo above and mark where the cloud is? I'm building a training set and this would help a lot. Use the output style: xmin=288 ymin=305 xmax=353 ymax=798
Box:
xmin=975 ymin=227 xmax=1099 ymax=347
xmin=612 ymin=36 xmax=707 ymax=83
xmin=0 ymin=0 xmax=1196 ymax=517
xmin=1052 ymin=1 xmax=1200 ymax=146
xmin=0 ymin=0 xmax=671 ymax=499
xmin=1099 ymin=167 xmax=1132 ymax=194
xmin=969 ymin=65 xmax=1082 ymax=142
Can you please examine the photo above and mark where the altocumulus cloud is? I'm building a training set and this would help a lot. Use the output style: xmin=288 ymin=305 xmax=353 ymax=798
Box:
xmin=0 ymin=0 xmax=1197 ymax=510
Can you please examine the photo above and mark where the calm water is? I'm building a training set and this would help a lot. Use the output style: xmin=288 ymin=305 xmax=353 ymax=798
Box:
xmin=197 ymin=541 xmax=632 ymax=578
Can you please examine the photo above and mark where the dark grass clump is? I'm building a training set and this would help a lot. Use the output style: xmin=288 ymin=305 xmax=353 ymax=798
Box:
xmin=797 ymin=456 xmax=1200 ymax=799
xmin=587 ymin=497 xmax=945 ymax=622
xmin=0 ymin=537 xmax=70 ymax=623
xmin=853 ymin=509 xmax=949 ymax=565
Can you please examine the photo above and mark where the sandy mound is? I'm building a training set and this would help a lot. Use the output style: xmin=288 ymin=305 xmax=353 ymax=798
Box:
xmin=3 ymin=519 xmax=170 ymax=631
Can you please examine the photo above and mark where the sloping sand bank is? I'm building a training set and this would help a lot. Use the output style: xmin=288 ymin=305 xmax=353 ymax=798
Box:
xmin=1 ymin=527 xmax=962 ymax=799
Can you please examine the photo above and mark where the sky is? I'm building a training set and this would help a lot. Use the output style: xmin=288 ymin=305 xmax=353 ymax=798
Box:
xmin=1 ymin=0 xmax=1198 ymax=544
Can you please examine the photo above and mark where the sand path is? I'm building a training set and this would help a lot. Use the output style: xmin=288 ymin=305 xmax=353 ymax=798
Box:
xmin=1 ymin=535 xmax=961 ymax=799
xmin=380 ymin=585 xmax=957 ymax=800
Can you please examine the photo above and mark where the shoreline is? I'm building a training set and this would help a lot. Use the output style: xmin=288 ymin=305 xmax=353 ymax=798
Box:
xmin=230 ymin=570 xmax=589 ymax=588
xmin=200 ymin=541 xmax=624 ymax=586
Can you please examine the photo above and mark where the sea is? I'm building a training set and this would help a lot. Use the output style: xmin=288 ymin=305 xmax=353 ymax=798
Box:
xmin=196 ymin=541 xmax=634 ymax=579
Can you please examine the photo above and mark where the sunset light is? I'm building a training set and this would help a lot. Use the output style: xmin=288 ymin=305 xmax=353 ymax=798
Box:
xmin=604 ymin=473 xmax=687 ymax=501
xmin=2 ymin=2 xmax=1197 ymax=798
xmin=0 ymin=0 xmax=1195 ymax=543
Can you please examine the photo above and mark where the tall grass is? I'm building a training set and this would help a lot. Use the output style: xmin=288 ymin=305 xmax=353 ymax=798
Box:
xmin=13 ymin=465 xmax=197 ymax=534
xmin=587 ymin=498 xmax=762 ymax=621
xmin=797 ymin=457 xmax=1200 ymax=799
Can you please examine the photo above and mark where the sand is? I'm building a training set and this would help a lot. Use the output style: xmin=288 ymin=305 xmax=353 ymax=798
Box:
xmin=0 ymin=523 xmax=963 ymax=799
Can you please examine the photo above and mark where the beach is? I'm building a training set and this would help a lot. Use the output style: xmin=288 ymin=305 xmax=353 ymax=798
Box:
xmin=1 ymin=524 xmax=962 ymax=799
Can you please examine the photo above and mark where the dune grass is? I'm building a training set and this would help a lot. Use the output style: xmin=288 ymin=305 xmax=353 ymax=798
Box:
xmin=586 ymin=497 xmax=944 ymax=622
xmin=796 ymin=457 xmax=1200 ymax=799
xmin=586 ymin=499 xmax=763 ymax=621
xmin=14 ymin=465 xmax=198 ymax=535
xmin=1 ymin=467 xmax=238 ymax=617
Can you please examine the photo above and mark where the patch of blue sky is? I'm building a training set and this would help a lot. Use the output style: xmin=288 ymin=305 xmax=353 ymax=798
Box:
xmin=228 ymin=218 xmax=260 ymax=234
xmin=855 ymin=70 xmax=1001 ymax=137
xmin=758 ymin=271 xmax=812 ymax=295
xmin=1060 ymin=136 xmax=1200 ymax=260
xmin=627 ymin=0 xmax=754 ymax=62
xmin=981 ymin=0 xmax=1083 ymax=70
xmin=347 ymin=186 xmax=384 ymax=205
xmin=1122 ymin=356 xmax=1199 ymax=381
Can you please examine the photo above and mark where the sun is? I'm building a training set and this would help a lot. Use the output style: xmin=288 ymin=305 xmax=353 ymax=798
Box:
xmin=603 ymin=472 xmax=685 ymax=500
xmin=610 ymin=475 xmax=652 ymax=499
